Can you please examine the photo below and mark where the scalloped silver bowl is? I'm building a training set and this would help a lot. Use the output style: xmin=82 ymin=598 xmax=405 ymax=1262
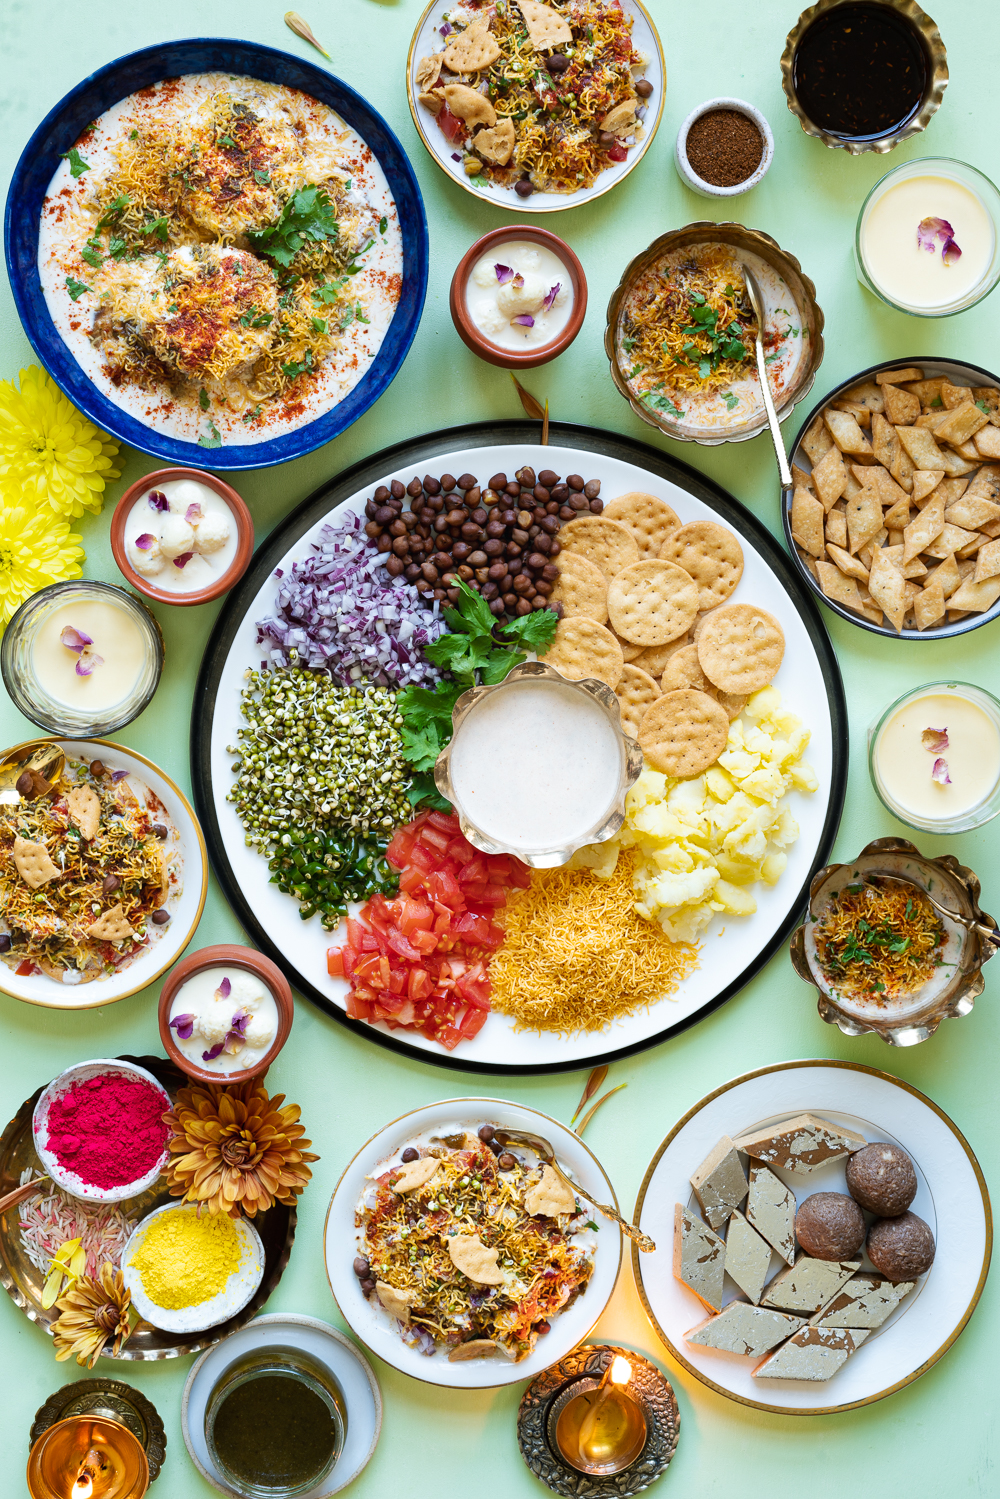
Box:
xmin=435 ymin=661 xmax=643 ymax=869
xmin=780 ymin=0 xmax=949 ymax=155
xmin=789 ymin=837 xmax=996 ymax=1045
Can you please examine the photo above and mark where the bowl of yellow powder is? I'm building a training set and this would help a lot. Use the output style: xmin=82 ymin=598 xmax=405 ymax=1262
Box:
xmin=122 ymin=1202 xmax=265 ymax=1334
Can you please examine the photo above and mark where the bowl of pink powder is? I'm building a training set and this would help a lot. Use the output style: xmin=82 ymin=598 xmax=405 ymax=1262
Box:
xmin=32 ymin=1058 xmax=172 ymax=1203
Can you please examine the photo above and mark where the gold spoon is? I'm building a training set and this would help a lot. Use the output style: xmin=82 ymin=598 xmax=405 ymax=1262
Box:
xmin=495 ymin=1128 xmax=656 ymax=1252
xmin=0 ymin=741 xmax=65 ymax=796
xmin=740 ymin=261 xmax=792 ymax=488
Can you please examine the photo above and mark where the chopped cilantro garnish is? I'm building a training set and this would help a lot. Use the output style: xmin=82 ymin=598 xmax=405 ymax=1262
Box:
xmin=218 ymin=134 xmax=238 ymax=148
xmin=198 ymin=419 xmax=222 ymax=449
xmin=379 ymin=216 xmax=388 ymax=234
xmin=586 ymin=1221 xmax=599 ymax=1232
xmin=622 ymin=336 xmax=637 ymax=353
xmin=254 ymin=168 xmax=271 ymax=184
xmin=95 ymin=193 xmax=130 ymax=229
xmin=199 ymin=387 xmax=210 ymax=411
xmin=930 ymin=395 xmax=943 ymax=408
xmin=311 ymin=316 xmax=328 ymax=334
xmin=469 ymin=174 xmax=490 ymax=189
xmin=723 ymin=391 xmax=739 ymax=412
xmin=129 ymin=128 xmax=139 ymax=140
xmin=976 ymin=399 xmax=991 ymax=414
xmin=242 ymin=404 xmax=263 ymax=423
xmin=281 ymin=348 xmax=316 ymax=381
xmin=143 ymin=216 xmax=170 ymax=241
xmin=644 ymin=389 xmax=685 ymax=419
xmin=355 ymin=304 xmax=370 ymax=325
xmin=313 ymin=278 xmax=348 ymax=304
xmin=81 ymin=242 xmax=103 ymax=269
xmin=247 ymin=184 xmax=339 ymax=268
xmin=764 ymin=349 xmax=782 ymax=364
xmin=65 ymin=276 xmax=90 ymax=301
xmin=61 ymin=148 xmax=90 ymax=179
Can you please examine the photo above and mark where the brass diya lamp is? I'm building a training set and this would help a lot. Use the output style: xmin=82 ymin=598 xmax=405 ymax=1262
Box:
xmin=548 ymin=1354 xmax=646 ymax=1475
xmin=26 ymin=1415 xmax=149 ymax=1499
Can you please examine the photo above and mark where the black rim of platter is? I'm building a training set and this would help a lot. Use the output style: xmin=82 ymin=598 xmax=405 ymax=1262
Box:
xmin=191 ymin=420 xmax=848 ymax=1075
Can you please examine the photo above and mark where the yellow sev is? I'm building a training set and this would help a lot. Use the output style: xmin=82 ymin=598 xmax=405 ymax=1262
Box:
xmin=621 ymin=246 xmax=756 ymax=397
xmin=812 ymin=879 xmax=944 ymax=1002
xmin=489 ymin=852 xmax=699 ymax=1034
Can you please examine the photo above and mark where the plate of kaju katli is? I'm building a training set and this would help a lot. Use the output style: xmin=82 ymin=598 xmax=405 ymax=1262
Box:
xmin=193 ymin=428 xmax=844 ymax=1074
xmin=406 ymin=0 xmax=664 ymax=210
xmin=323 ymin=1097 xmax=622 ymax=1387
xmin=632 ymin=1061 xmax=991 ymax=1414
xmin=0 ymin=1055 xmax=307 ymax=1360
xmin=785 ymin=360 xmax=1000 ymax=638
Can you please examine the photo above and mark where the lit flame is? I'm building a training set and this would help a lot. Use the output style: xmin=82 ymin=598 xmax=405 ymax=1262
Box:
xmin=72 ymin=1477 xmax=93 ymax=1499
xmin=609 ymin=1355 xmax=632 ymax=1386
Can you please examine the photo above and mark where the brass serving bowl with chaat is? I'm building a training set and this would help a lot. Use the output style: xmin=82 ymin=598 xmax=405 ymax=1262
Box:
xmin=406 ymin=0 xmax=665 ymax=210
xmin=605 ymin=222 xmax=825 ymax=446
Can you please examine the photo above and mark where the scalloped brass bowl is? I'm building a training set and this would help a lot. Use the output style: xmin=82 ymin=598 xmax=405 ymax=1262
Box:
xmin=434 ymin=661 xmax=643 ymax=869
xmin=789 ymin=837 xmax=997 ymax=1046
xmin=780 ymin=0 xmax=948 ymax=155
xmin=604 ymin=222 xmax=824 ymax=447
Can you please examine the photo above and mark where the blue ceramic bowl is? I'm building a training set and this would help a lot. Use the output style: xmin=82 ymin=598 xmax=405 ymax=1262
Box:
xmin=4 ymin=39 xmax=429 ymax=470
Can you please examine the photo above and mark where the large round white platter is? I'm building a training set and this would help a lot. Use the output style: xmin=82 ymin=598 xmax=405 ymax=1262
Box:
xmin=0 ymin=737 xmax=207 ymax=1008
xmin=192 ymin=423 xmax=846 ymax=1072
xmin=323 ymin=1096 xmax=622 ymax=1388
xmin=633 ymin=1060 xmax=992 ymax=1414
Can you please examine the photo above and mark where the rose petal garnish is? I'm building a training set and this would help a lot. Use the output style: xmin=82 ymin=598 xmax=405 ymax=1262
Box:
xmin=185 ymin=502 xmax=203 ymax=523
xmin=922 ymin=727 xmax=949 ymax=753
xmin=202 ymin=1041 xmax=225 ymax=1061
xmin=542 ymin=281 xmax=561 ymax=312
xmin=75 ymin=650 xmax=104 ymax=677
xmin=512 ymin=314 xmax=535 ymax=327
xmin=148 ymin=491 xmax=170 ymax=512
xmin=223 ymin=1029 xmax=246 ymax=1055
xmin=215 ymin=976 xmax=232 ymax=1001
xmin=932 ymin=757 xmax=952 ymax=785
xmin=173 ymin=552 xmax=194 ymax=568
xmin=230 ymin=1007 xmax=252 ymax=1037
xmin=494 ymin=263 xmax=514 ymax=285
xmin=512 ymin=272 xmax=524 ymax=289
xmin=917 ymin=216 xmax=950 ymax=251
xmin=169 ymin=1013 xmax=196 ymax=1040
xmin=60 ymin=626 xmax=93 ymax=653
xmin=134 ymin=533 xmax=156 ymax=551
xmin=941 ymin=236 xmax=962 ymax=265
xmin=110 ymin=769 xmax=129 ymax=783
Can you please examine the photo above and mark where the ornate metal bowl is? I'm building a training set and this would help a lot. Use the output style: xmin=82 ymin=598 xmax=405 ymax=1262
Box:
xmin=604 ymin=222 xmax=824 ymax=447
xmin=780 ymin=0 xmax=949 ymax=155
xmin=789 ymin=837 xmax=996 ymax=1045
xmin=435 ymin=661 xmax=643 ymax=869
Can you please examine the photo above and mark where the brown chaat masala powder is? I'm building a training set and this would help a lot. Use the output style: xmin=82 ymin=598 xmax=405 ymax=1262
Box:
xmin=685 ymin=109 xmax=764 ymax=188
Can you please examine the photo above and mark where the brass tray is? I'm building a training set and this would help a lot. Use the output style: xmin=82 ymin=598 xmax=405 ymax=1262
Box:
xmin=0 ymin=1055 xmax=296 ymax=1361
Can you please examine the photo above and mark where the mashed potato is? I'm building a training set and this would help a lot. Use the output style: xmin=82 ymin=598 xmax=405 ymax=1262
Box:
xmin=571 ymin=687 xmax=818 ymax=943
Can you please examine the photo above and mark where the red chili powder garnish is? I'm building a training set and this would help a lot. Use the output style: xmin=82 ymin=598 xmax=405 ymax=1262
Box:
xmin=44 ymin=1074 xmax=169 ymax=1189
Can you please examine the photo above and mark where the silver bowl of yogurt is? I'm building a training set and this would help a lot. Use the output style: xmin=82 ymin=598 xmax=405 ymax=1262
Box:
xmin=435 ymin=660 xmax=643 ymax=868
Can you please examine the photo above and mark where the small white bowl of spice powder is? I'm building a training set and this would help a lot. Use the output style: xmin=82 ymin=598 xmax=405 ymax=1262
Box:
xmin=675 ymin=97 xmax=774 ymax=198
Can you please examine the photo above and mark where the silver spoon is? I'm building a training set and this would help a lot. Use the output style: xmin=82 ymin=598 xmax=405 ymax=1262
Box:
xmin=867 ymin=873 xmax=1000 ymax=949
xmin=740 ymin=262 xmax=792 ymax=488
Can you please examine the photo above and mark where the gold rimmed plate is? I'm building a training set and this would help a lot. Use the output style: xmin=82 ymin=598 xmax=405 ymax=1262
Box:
xmin=0 ymin=737 xmax=207 ymax=1009
xmin=0 ymin=1055 xmax=296 ymax=1361
xmin=323 ymin=1097 xmax=623 ymax=1388
xmin=632 ymin=1060 xmax=991 ymax=1414
xmin=406 ymin=0 xmax=665 ymax=212
xmin=605 ymin=222 xmax=825 ymax=447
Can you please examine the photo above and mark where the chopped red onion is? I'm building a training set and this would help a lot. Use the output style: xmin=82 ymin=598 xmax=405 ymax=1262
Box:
xmin=110 ymin=769 xmax=129 ymax=782
xmin=169 ymin=1013 xmax=196 ymax=1040
xmin=185 ymin=502 xmax=203 ymax=522
xmin=148 ymin=491 xmax=170 ymax=512
xmin=922 ymin=727 xmax=949 ymax=753
xmin=439 ymin=21 xmax=452 ymax=34
xmin=60 ymin=626 xmax=93 ymax=652
xmin=75 ymin=650 xmax=104 ymax=677
xmin=542 ymin=282 xmax=560 ymax=312
xmin=173 ymin=552 xmax=194 ymax=569
xmin=931 ymin=757 xmax=952 ymax=785
xmin=255 ymin=510 xmax=446 ymax=687
xmin=134 ymin=533 xmax=156 ymax=551
xmin=495 ymin=263 xmax=514 ymax=284
xmin=512 ymin=314 xmax=535 ymax=327
xmin=451 ymin=152 xmax=462 ymax=162
xmin=215 ymin=976 xmax=232 ymax=1001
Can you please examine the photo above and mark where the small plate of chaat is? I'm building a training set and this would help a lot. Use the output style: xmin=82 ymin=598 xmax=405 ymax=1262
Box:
xmin=407 ymin=0 xmax=665 ymax=210
xmin=0 ymin=738 xmax=207 ymax=1008
xmin=324 ymin=1097 xmax=622 ymax=1387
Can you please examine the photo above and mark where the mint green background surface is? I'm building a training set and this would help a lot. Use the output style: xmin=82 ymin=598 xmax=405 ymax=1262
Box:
xmin=1 ymin=1 xmax=997 ymax=1492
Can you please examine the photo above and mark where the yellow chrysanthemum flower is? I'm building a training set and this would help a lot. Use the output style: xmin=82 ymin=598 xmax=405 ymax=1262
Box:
xmin=0 ymin=366 xmax=121 ymax=520
xmin=0 ymin=496 xmax=84 ymax=628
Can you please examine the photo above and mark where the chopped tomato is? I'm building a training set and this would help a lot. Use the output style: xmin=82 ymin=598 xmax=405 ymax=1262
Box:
xmin=608 ymin=142 xmax=628 ymax=162
xmin=326 ymin=948 xmax=345 ymax=978
xmin=15 ymin=961 xmax=35 ymax=977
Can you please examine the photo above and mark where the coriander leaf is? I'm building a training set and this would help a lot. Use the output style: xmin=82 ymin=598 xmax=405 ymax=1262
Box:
xmin=254 ymin=168 xmax=271 ymax=184
xmin=311 ymin=316 xmax=328 ymax=334
xmin=96 ymin=193 xmax=130 ymax=229
xmin=129 ymin=128 xmax=139 ymax=141
xmin=379 ymin=216 xmax=388 ymax=234
xmin=498 ymin=606 xmax=558 ymax=653
xmin=61 ymin=147 xmax=90 ymax=179
xmin=218 ymin=134 xmax=238 ymax=148
xmin=314 ymin=277 xmax=348 ymax=304
xmin=247 ymin=184 xmax=339 ymax=268
xmin=198 ymin=387 xmax=210 ymax=411
xmin=448 ymin=578 xmax=497 ymax=637
xmin=469 ymin=174 xmax=490 ymax=189
xmin=143 ymin=215 xmax=170 ymax=241
xmin=976 ymin=399 xmax=991 ymax=414
xmin=355 ymin=304 xmax=370 ymax=325
xmin=281 ymin=348 xmax=315 ymax=381
xmin=80 ymin=242 xmax=103 ymax=269
xmin=65 ymin=276 xmax=90 ymax=301
xmin=108 ymin=236 xmax=128 ymax=259
xmin=405 ymin=773 xmax=452 ymax=812
xmin=198 ymin=418 xmax=222 ymax=449
xmin=723 ymin=391 xmax=739 ymax=412
xmin=479 ymin=647 xmax=525 ymax=684
xmin=397 ymin=682 xmax=463 ymax=732
xmin=930 ymin=395 xmax=943 ymax=408
xmin=399 ymin=722 xmax=445 ymax=772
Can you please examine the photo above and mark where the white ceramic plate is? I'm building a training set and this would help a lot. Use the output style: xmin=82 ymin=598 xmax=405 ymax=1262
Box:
xmin=323 ymin=1097 xmax=623 ymax=1388
xmin=0 ymin=737 xmax=207 ymax=1008
xmin=406 ymin=0 xmax=665 ymax=213
xmin=633 ymin=1060 xmax=992 ymax=1413
xmin=122 ymin=1203 xmax=265 ymax=1334
xmin=201 ymin=437 xmax=844 ymax=1071
xmin=181 ymin=1313 xmax=382 ymax=1498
